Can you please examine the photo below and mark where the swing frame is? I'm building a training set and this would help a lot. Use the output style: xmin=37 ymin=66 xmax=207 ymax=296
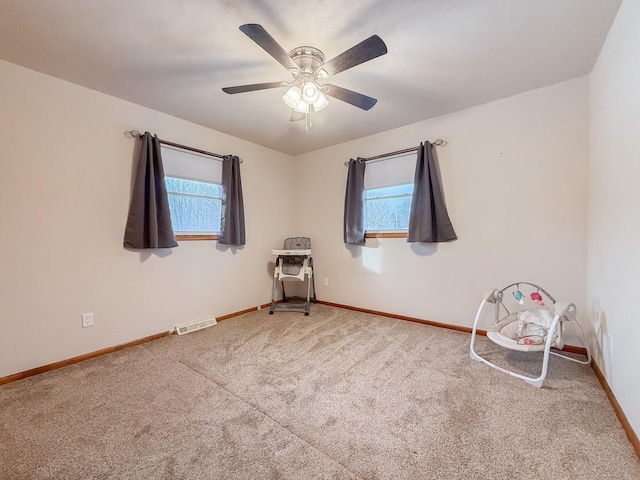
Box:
xmin=469 ymin=282 xmax=591 ymax=388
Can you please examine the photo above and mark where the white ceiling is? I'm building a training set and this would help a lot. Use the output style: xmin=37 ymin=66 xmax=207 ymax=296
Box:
xmin=0 ymin=0 xmax=621 ymax=155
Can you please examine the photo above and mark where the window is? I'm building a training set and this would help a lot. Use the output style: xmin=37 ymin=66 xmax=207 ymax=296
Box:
xmin=365 ymin=183 xmax=413 ymax=232
xmin=161 ymin=145 xmax=222 ymax=240
xmin=165 ymin=177 xmax=221 ymax=236
xmin=363 ymin=153 xmax=415 ymax=237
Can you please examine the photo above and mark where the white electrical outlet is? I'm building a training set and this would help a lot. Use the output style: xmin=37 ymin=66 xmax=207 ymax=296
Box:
xmin=323 ymin=277 xmax=329 ymax=286
xmin=82 ymin=312 xmax=94 ymax=328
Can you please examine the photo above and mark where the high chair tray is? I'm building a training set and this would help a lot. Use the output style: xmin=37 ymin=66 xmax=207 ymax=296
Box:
xmin=271 ymin=249 xmax=311 ymax=256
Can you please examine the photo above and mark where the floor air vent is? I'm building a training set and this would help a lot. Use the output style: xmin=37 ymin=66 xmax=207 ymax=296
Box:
xmin=175 ymin=317 xmax=217 ymax=335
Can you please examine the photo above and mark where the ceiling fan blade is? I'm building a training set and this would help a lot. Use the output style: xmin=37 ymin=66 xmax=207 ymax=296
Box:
xmin=321 ymin=35 xmax=387 ymax=76
xmin=290 ymin=111 xmax=305 ymax=121
xmin=239 ymin=24 xmax=299 ymax=72
xmin=222 ymin=81 xmax=284 ymax=94
xmin=323 ymin=84 xmax=377 ymax=110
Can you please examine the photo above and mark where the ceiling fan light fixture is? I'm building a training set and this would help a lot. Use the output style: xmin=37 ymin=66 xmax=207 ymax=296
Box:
xmin=294 ymin=100 xmax=310 ymax=113
xmin=282 ymin=86 xmax=301 ymax=108
xmin=312 ymin=92 xmax=329 ymax=112
xmin=301 ymin=81 xmax=320 ymax=103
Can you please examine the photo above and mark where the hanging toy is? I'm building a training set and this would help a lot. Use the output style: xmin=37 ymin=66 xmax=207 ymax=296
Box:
xmin=513 ymin=287 xmax=525 ymax=305
xmin=530 ymin=291 xmax=545 ymax=307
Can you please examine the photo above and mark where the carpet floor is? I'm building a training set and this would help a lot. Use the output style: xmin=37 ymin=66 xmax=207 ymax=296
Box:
xmin=1 ymin=304 xmax=638 ymax=479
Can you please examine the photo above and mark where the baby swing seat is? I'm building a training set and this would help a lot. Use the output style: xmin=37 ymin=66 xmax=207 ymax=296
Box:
xmin=470 ymin=282 xmax=591 ymax=387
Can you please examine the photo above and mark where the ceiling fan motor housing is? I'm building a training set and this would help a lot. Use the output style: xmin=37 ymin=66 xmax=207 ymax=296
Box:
xmin=289 ymin=46 xmax=325 ymax=76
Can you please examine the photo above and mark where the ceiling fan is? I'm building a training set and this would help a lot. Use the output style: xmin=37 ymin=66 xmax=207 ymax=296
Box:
xmin=222 ymin=24 xmax=387 ymax=129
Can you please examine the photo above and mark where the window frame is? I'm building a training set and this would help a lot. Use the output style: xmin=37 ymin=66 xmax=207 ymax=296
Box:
xmin=365 ymin=231 xmax=408 ymax=239
xmin=161 ymin=142 xmax=224 ymax=242
xmin=361 ymin=151 xmax=416 ymax=238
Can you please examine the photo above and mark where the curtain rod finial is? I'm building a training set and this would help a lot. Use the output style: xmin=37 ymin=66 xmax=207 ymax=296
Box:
xmin=124 ymin=130 xmax=141 ymax=139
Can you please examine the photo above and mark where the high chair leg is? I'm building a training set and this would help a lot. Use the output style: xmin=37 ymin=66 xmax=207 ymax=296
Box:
xmin=269 ymin=275 xmax=278 ymax=314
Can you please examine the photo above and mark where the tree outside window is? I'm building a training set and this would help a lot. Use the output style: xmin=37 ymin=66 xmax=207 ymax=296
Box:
xmin=364 ymin=184 xmax=413 ymax=231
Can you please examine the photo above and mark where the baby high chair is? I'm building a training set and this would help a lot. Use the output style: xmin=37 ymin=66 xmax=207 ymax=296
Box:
xmin=269 ymin=237 xmax=317 ymax=315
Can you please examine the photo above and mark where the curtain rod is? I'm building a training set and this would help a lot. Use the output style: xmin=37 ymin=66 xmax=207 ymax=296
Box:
xmin=343 ymin=139 xmax=446 ymax=166
xmin=125 ymin=130 xmax=241 ymax=163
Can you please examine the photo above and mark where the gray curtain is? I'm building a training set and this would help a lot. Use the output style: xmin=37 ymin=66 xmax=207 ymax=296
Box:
xmin=343 ymin=158 xmax=366 ymax=245
xmin=219 ymin=155 xmax=245 ymax=245
xmin=123 ymin=132 xmax=177 ymax=249
xmin=407 ymin=142 xmax=457 ymax=243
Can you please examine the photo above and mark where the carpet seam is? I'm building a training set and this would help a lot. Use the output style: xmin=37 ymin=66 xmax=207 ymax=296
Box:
xmin=178 ymin=359 xmax=362 ymax=480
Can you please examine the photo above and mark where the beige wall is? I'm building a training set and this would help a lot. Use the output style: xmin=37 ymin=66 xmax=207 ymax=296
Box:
xmin=294 ymin=78 xmax=589 ymax=334
xmin=0 ymin=60 xmax=295 ymax=377
xmin=588 ymin=0 xmax=640 ymax=437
